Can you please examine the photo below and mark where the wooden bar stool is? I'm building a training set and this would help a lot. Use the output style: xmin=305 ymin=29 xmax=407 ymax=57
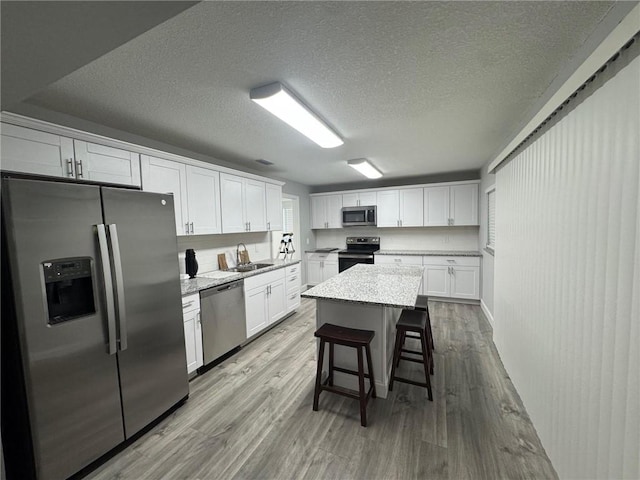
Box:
xmin=312 ymin=323 xmax=376 ymax=427
xmin=389 ymin=309 xmax=433 ymax=401
xmin=415 ymin=296 xmax=435 ymax=352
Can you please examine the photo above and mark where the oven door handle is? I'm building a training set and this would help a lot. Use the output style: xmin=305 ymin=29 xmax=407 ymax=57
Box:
xmin=339 ymin=254 xmax=375 ymax=260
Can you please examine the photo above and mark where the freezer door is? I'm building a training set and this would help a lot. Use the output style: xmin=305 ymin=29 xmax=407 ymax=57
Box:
xmin=1 ymin=178 xmax=124 ymax=480
xmin=101 ymin=187 xmax=188 ymax=438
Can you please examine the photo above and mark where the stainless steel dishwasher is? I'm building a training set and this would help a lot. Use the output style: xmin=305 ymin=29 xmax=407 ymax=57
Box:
xmin=200 ymin=279 xmax=247 ymax=365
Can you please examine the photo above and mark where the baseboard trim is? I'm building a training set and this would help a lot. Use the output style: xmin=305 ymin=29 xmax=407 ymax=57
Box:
xmin=480 ymin=299 xmax=494 ymax=328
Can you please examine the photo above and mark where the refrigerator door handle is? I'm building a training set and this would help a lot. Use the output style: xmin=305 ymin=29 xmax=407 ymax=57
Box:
xmin=108 ymin=224 xmax=128 ymax=351
xmin=97 ymin=224 xmax=118 ymax=355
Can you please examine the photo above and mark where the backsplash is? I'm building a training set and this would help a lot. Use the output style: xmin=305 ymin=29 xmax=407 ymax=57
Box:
xmin=176 ymin=232 xmax=273 ymax=274
xmin=314 ymin=226 xmax=479 ymax=251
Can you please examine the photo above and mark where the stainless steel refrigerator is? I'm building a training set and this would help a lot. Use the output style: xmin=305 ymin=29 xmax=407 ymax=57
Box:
xmin=1 ymin=177 xmax=189 ymax=480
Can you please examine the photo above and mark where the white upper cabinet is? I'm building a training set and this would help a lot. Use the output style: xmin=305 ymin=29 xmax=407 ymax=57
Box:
xmin=342 ymin=191 xmax=377 ymax=207
xmin=424 ymin=183 xmax=478 ymax=226
xmin=1 ymin=124 xmax=141 ymax=187
xmin=1 ymin=124 xmax=75 ymax=178
xmin=74 ymin=140 xmax=141 ymax=187
xmin=375 ymin=190 xmax=400 ymax=227
xmin=265 ymin=183 xmax=283 ymax=231
xmin=311 ymin=194 xmax=342 ymax=229
xmin=220 ymin=173 xmax=267 ymax=233
xmin=450 ymin=184 xmax=478 ymax=226
xmin=141 ymin=155 xmax=189 ymax=235
xmin=376 ymin=188 xmax=423 ymax=227
xmin=186 ymin=165 xmax=221 ymax=235
xmin=141 ymin=156 xmax=222 ymax=236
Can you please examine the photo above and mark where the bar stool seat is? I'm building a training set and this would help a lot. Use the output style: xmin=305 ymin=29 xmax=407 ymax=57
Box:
xmin=313 ymin=323 xmax=376 ymax=427
xmin=389 ymin=309 xmax=433 ymax=401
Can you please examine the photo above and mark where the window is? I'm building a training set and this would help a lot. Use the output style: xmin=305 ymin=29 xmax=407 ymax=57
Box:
xmin=486 ymin=187 xmax=496 ymax=253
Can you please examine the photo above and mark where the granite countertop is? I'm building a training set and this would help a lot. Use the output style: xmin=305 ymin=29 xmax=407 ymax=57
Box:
xmin=180 ymin=258 xmax=300 ymax=296
xmin=304 ymin=248 xmax=340 ymax=253
xmin=376 ymin=249 xmax=481 ymax=257
xmin=301 ymin=263 xmax=424 ymax=309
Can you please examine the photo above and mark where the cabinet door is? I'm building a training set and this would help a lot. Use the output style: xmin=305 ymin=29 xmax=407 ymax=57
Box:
xmin=450 ymin=184 xmax=478 ymax=226
xmin=450 ymin=266 xmax=480 ymax=300
xmin=423 ymin=265 xmax=449 ymax=297
xmin=286 ymin=289 xmax=301 ymax=313
xmin=310 ymin=197 xmax=326 ymax=229
xmin=74 ymin=140 xmax=141 ymax=187
xmin=220 ymin=173 xmax=246 ymax=233
xmin=326 ymin=195 xmax=343 ymax=228
xmin=322 ymin=259 xmax=339 ymax=282
xmin=307 ymin=259 xmax=323 ymax=285
xmin=265 ymin=183 xmax=283 ymax=231
xmin=399 ymin=188 xmax=424 ymax=227
xmin=186 ymin=166 xmax=221 ymax=235
xmin=342 ymin=192 xmax=359 ymax=207
xmin=376 ymin=190 xmax=400 ymax=227
xmin=244 ymin=179 xmax=267 ymax=231
xmin=1 ymin=123 xmax=75 ymax=178
xmin=267 ymin=279 xmax=287 ymax=324
xmin=245 ymin=286 xmax=268 ymax=337
xmin=140 ymin=155 xmax=188 ymax=235
xmin=183 ymin=309 xmax=200 ymax=374
xmin=358 ymin=191 xmax=377 ymax=206
xmin=424 ymin=186 xmax=450 ymax=226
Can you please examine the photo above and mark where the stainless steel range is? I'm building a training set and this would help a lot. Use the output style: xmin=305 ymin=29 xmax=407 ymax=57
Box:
xmin=338 ymin=236 xmax=380 ymax=272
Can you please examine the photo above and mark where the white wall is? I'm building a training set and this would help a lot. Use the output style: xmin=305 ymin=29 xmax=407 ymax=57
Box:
xmin=313 ymin=226 xmax=479 ymax=251
xmin=493 ymin=50 xmax=639 ymax=479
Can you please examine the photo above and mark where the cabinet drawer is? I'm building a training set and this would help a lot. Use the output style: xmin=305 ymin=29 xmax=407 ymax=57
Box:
xmin=182 ymin=293 xmax=200 ymax=314
xmin=286 ymin=272 xmax=301 ymax=292
xmin=286 ymin=288 xmax=301 ymax=311
xmin=244 ymin=267 xmax=286 ymax=290
xmin=307 ymin=252 xmax=338 ymax=262
xmin=422 ymin=256 xmax=480 ymax=267
xmin=285 ymin=263 xmax=300 ymax=277
xmin=375 ymin=255 xmax=422 ymax=265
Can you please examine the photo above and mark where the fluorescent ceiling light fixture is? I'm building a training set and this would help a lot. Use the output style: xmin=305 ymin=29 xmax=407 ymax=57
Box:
xmin=250 ymin=82 xmax=343 ymax=148
xmin=348 ymin=159 xmax=383 ymax=179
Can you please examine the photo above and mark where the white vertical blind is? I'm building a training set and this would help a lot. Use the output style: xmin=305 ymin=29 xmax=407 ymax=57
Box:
xmin=494 ymin=53 xmax=639 ymax=479
xmin=487 ymin=188 xmax=496 ymax=249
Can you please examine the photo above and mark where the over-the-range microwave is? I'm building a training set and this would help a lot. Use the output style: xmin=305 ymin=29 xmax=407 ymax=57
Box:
xmin=341 ymin=206 xmax=377 ymax=227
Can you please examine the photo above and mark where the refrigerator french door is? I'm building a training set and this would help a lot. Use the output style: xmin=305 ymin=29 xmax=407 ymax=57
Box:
xmin=1 ymin=178 xmax=188 ymax=480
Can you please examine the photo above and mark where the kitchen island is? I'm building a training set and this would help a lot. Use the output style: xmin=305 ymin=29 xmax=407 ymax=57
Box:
xmin=302 ymin=263 xmax=424 ymax=398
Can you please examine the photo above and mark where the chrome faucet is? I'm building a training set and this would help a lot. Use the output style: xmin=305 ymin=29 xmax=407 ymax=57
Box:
xmin=236 ymin=243 xmax=248 ymax=266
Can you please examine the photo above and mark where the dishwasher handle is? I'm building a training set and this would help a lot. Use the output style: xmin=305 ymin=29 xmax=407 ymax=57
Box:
xmin=200 ymin=279 xmax=244 ymax=298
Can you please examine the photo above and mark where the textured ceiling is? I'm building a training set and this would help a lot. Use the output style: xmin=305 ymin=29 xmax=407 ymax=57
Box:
xmin=18 ymin=1 xmax=619 ymax=186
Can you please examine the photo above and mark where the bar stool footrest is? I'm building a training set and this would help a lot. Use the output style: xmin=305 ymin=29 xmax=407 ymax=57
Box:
xmin=332 ymin=365 xmax=373 ymax=380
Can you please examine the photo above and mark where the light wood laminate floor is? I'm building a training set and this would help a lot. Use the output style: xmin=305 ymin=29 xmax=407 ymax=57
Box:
xmin=87 ymin=299 xmax=557 ymax=480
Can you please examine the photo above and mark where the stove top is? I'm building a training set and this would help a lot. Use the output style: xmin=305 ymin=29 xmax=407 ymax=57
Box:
xmin=340 ymin=236 xmax=380 ymax=254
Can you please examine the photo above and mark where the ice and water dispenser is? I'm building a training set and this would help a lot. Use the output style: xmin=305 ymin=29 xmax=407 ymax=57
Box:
xmin=42 ymin=258 xmax=96 ymax=325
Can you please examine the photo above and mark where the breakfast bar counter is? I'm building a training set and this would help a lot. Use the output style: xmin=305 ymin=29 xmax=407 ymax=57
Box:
xmin=302 ymin=264 xmax=424 ymax=398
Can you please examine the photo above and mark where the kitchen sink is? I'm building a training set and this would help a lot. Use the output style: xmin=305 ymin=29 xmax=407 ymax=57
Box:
xmin=227 ymin=263 xmax=273 ymax=273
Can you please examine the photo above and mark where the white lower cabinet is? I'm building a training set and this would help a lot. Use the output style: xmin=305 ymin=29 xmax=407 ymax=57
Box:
xmin=182 ymin=294 xmax=203 ymax=375
xmin=285 ymin=263 xmax=301 ymax=313
xmin=422 ymin=256 xmax=480 ymax=300
xmin=244 ymin=267 xmax=287 ymax=338
xmin=306 ymin=253 xmax=338 ymax=285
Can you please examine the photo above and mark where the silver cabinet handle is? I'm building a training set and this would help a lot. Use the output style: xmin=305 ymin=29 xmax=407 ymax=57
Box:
xmin=248 ymin=221 xmax=251 ymax=231
xmin=290 ymin=276 xmax=297 ymax=281
xmin=290 ymin=294 xmax=297 ymax=300
xmin=190 ymin=222 xmax=194 ymax=234
xmin=108 ymin=224 xmax=127 ymax=351
xmin=446 ymin=259 xmax=455 ymax=263
xmin=66 ymin=158 xmax=74 ymax=177
xmin=185 ymin=223 xmax=190 ymax=235
xmin=267 ymin=221 xmax=271 ymax=230
xmin=182 ymin=301 xmax=194 ymax=309
xmin=75 ymin=159 xmax=83 ymax=177
xmin=97 ymin=224 xmax=117 ymax=355
xmin=197 ymin=312 xmax=201 ymax=325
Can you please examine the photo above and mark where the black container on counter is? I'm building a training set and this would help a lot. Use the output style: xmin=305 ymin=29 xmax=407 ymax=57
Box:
xmin=185 ymin=249 xmax=198 ymax=278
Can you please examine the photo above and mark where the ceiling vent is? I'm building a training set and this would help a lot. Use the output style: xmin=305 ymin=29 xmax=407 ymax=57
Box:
xmin=255 ymin=159 xmax=274 ymax=166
